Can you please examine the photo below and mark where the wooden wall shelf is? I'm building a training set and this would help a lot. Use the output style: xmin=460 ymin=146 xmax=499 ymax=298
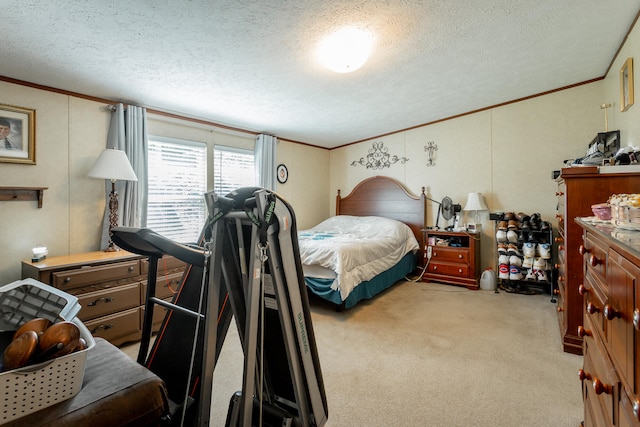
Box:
xmin=0 ymin=187 xmax=48 ymax=208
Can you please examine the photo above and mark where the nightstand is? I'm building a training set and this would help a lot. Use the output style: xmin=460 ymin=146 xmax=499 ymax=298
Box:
xmin=421 ymin=229 xmax=480 ymax=290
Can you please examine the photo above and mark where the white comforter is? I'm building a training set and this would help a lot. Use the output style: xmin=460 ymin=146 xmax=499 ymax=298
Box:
xmin=298 ymin=215 xmax=419 ymax=300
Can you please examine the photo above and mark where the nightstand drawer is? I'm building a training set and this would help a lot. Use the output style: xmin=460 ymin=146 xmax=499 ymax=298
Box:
xmin=427 ymin=262 xmax=468 ymax=278
xmin=77 ymin=282 xmax=141 ymax=321
xmin=429 ymin=247 xmax=469 ymax=263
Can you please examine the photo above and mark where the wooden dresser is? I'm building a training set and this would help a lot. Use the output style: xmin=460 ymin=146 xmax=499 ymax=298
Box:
xmin=421 ymin=229 xmax=480 ymax=289
xmin=555 ymin=168 xmax=640 ymax=355
xmin=577 ymin=220 xmax=640 ymax=426
xmin=22 ymin=251 xmax=185 ymax=346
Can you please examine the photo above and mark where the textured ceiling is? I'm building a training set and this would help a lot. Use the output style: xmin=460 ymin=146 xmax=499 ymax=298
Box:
xmin=1 ymin=1 xmax=639 ymax=148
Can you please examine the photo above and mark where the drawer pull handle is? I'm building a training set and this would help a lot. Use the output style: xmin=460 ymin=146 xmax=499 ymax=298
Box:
xmin=633 ymin=308 xmax=640 ymax=331
xmin=458 ymin=269 xmax=462 ymax=273
xmin=578 ymin=369 xmax=591 ymax=381
xmin=458 ymin=254 xmax=462 ymax=259
xmin=577 ymin=326 xmax=592 ymax=338
xmin=578 ymin=245 xmax=590 ymax=256
xmin=433 ymin=266 xmax=437 ymax=271
xmin=578 ymin=284 xmax=588 ymax=295
xmin=87 ymin=297 xmax=114 ymax=307
xmin=603 ymin=304 xmax=621 ymax=321
xmin=592 ymin=378 xmax=612 ymax=395
xmin=64 ymin=277 xmax=71 ymax=283
xmin=128 ymin=266 xmax=135 ymax=272
xmin=586 ymin=302 xmax=600 ymax=315
xmin=589 ymin=255 xmax=600 ymax=267
xmin=90 ymin=324 xmax=114 ymax=333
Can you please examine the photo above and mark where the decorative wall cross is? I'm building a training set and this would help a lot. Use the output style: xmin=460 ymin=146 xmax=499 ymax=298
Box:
xmin=350 ymin=141 xmax=408 ymax=169
xmin=424 ymin=141 xmax=438 ymax=167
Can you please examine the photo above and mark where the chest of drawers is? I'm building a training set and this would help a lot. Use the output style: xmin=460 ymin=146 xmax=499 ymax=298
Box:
xmin=577 ymin=220 xmax=640 ymax=427
xmin=421 ymin=230 xmax=480 ymax=289
xmin=22 ymin=251 xmax=185 ymax=346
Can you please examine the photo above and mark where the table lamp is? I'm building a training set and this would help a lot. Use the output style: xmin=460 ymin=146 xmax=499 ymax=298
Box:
xmin=463 ymin=192 xmax=488 ymax=233
xmin=88 ymin=148 xmax=138 ymax=251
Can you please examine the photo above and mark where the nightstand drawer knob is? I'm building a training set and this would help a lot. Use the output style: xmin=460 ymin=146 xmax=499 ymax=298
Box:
xmin=458 ymin=269 xmax=462 ymax=273
xmin=458 ymin=254 xmax=462 ymax=259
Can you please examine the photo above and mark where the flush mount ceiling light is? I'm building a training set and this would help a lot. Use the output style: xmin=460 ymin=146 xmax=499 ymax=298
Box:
xmin=317 ymin=27 xmax=374 ymax=73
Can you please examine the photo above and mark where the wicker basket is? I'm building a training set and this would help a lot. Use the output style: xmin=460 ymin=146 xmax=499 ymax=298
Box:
xmin=0 ymin=279 xmax=94 ymax=424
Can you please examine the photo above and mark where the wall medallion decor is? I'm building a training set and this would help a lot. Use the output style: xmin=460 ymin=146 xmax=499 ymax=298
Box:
xmin=0 ymin=103 xmax=36 ymax=165
xmin=277 ymin=164 xmax=288 ymax=183
xmin=350 ymin=141 xmax=408 ymax=169
xmin=424 ymin=141 xmax=438 ymax=167
xmin=620 ymin=57 xmax=634 ymax=112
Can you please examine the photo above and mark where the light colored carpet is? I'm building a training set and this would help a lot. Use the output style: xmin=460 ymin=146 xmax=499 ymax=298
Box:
xmin=122 ymin=281 xmax=583 ymax=426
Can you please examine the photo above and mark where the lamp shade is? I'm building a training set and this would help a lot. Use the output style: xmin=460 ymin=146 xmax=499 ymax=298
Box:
xmin=88 ymin=148 xmax=138 ymax=182
xmin=463 ymin=192 xmax=488 ymax=211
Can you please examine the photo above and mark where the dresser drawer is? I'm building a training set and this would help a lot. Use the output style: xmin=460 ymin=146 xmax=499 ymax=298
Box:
xmin=141 ymin=255 xmax=186 ymax=275
xmin=583 ymin=319 xmax=618 ymax=427
xmin=142 ymin=271 xmax=182 ymax=301
xmin=584 ymin=232 xmax=608 ymax=292
xmin=584 ymin=271 xmax=607 ymax=344
xmin=77 ymin=282 xmax=141 ymax=321
xmin=140 ymin=299 xmax=172 ymax=333
xmin=84 ymin=308 xmax=141 ymax=346
xmin=429 ymin=247 xmax=469 ymax=263
xmin=52 ymin=260 xmax=141 ymax=291
xmin=427 ymin=262 xmax=468 ymax=278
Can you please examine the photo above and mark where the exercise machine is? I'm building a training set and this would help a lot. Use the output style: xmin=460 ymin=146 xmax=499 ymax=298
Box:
xmin=111 ymin=188 xmax=328 ymax=427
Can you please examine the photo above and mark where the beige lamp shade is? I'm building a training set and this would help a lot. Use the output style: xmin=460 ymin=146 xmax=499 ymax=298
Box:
xmin=88 ymin=148 xmax=138 ymax=182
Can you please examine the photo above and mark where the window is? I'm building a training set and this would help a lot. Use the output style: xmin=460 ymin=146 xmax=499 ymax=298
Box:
xmin=147 ymin=137 xmax=207 ymax=243
xmin=213 ymin=145 xmax=256 ymax=195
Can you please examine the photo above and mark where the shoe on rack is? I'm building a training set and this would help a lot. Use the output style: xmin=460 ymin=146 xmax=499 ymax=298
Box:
xmin=499 ymin=254 xmax=510 ymax=265
xmin=497 ymin=243 xmax=508 ymax=254
xmin=522 ymin=256 xmax=534 ymax=268
xmin=507 ymin=230 xmax=519 ymax=243
xmin=504 ymin=212 xmax=516 ymax=221
xmin=540 ymin=221 xmax=550 ymax=231
xmin=498 ymin=221 xmax=508 ymax=231
xmin=499 ymin=263 xmax=510 ymax=280
xmin=509 ymin=265 xmax=523 ymax=280
xmin=536 ymin=269 xmax=549 ymax=282
xmin=533 ymin=257 xmax=547 ymax=271
xmin=507 ymin=244 xmax=521 ymax=256
xmin=520 ymin=220 xmax=531 ymax=231
xmin=525 ymin=268 xmax=536 ymax=280
xmin=538 ymin=243 xmax=551 ymax=259
xmin=523 ymin=242 xmax=536 ymax=257
xmin=509 ymin=255 xmax=522 ymax=267
xmin=496 ymin=229 xmax=507 ymax=243
xmin=507 ymin=220 xmax=518 ymax=230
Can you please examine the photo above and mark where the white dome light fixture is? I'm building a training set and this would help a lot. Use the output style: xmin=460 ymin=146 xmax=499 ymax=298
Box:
xmin=317 ymin=27 xmax=374 ymax=73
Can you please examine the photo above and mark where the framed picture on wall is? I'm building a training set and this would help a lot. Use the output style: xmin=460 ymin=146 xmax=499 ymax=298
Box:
xmin=620 ymin=58 xmax=634 ymax=112
xmin=0 ymin=103 xmax=36 ymax=164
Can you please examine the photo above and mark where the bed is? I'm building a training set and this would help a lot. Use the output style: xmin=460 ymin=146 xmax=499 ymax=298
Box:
xmin=298 ymin=176 xmax=426 ymax=309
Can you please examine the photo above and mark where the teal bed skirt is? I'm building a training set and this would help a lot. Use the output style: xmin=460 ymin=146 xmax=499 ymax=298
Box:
xmin=304 ymin=252 xmax=417 ymax=309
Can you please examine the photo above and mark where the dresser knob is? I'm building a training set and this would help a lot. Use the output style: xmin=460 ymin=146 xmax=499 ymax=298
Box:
xmin=555 ymin=213 xmax=563 ymax=219
xmin=555 ymin=237 xmax=564 ymax=243
xmin=558 ymin=276 xmax=565 ymax=282
xmin=633 ymin=399 xmax=640 ymax=421
xmin=64 ymin=277 xmax=71 ymax=283
xmin=553 ymin=288 xmax=560 ymax=295
xmin=458 ymin=269 xmax=463 ymax=273
xmin=633 ymin=308 xmax=640 ymax=331
xmin=578 ymin=369 xmax=591 ymax=381
xmin=577 ymin=326 xmax=592 ymax=337
xmin=558 ymin=245 xmax=564 ymax=251
xmin=458 ymin=254 xmax=462 ymax=259
xmin=555 ymin=191 xmax=564 ymax=196
xmin=554 ymin=263 xmax=561 ymax=269
xmin=557 ymin=306 xmax=563 ymax=313
xmin=589 ymin=255 xmax=600 ymax=267
xmin=128 ymin=266 xmax=135 ymax=272
xmin=578 ymin=284 xmax=589 ymax=295
xmin=592 ymin=378 xmax=612 ymax=395
xmin=578 ymin=245 xmax=590 ymax=256
xmin=433 ymin=266 xmax=437 ymax=271
xmin=604 ymin=304 xmax=620 ymax=321
xmin=586 ymin=302 xmax=600 ymax=315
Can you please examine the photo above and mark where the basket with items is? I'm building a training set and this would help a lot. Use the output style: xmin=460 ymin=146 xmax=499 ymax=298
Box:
xmin=0 ymin=278 xmax=95 ymax=424
xmin=609 ymin=193 xmax=640 ymax=230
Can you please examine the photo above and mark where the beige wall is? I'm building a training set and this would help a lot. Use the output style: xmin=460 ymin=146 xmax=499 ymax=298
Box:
xmin=330 ymin=82 xmax=605 ymax=270
xmin=0 ymin=83 xmax=329 ymax=284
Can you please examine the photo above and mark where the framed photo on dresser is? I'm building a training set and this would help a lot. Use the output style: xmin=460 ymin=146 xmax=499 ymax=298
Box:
xmin=0 ymin=103 xmax=36 ymax=165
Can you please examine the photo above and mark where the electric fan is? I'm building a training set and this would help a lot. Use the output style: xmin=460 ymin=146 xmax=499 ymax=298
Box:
xmin=426 ymin=196 xmax=462 ymax=230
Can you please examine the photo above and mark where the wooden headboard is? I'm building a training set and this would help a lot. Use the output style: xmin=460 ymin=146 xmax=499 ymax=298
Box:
xmin=336 ymin=176 xmax=427 ymax=245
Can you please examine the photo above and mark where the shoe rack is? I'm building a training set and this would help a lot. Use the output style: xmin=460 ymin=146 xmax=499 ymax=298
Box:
xmin=493 ymin=212 xmax=555 ymax=296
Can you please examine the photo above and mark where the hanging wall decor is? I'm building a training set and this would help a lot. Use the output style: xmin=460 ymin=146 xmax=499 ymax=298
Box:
xmin=0 ymin=103 xmax=36 ymax=165
xmin=424 ymin=141 xmax=438 ymax=167
xmin=350 ymin=141 xmax=408 ymax=169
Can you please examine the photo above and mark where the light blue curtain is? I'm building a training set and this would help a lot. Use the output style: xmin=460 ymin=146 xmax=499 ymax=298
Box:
xmin=100 ymin=103 xmax=148 ymax=249
xmin=255 ymin=134 xmax=277 ymax=190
